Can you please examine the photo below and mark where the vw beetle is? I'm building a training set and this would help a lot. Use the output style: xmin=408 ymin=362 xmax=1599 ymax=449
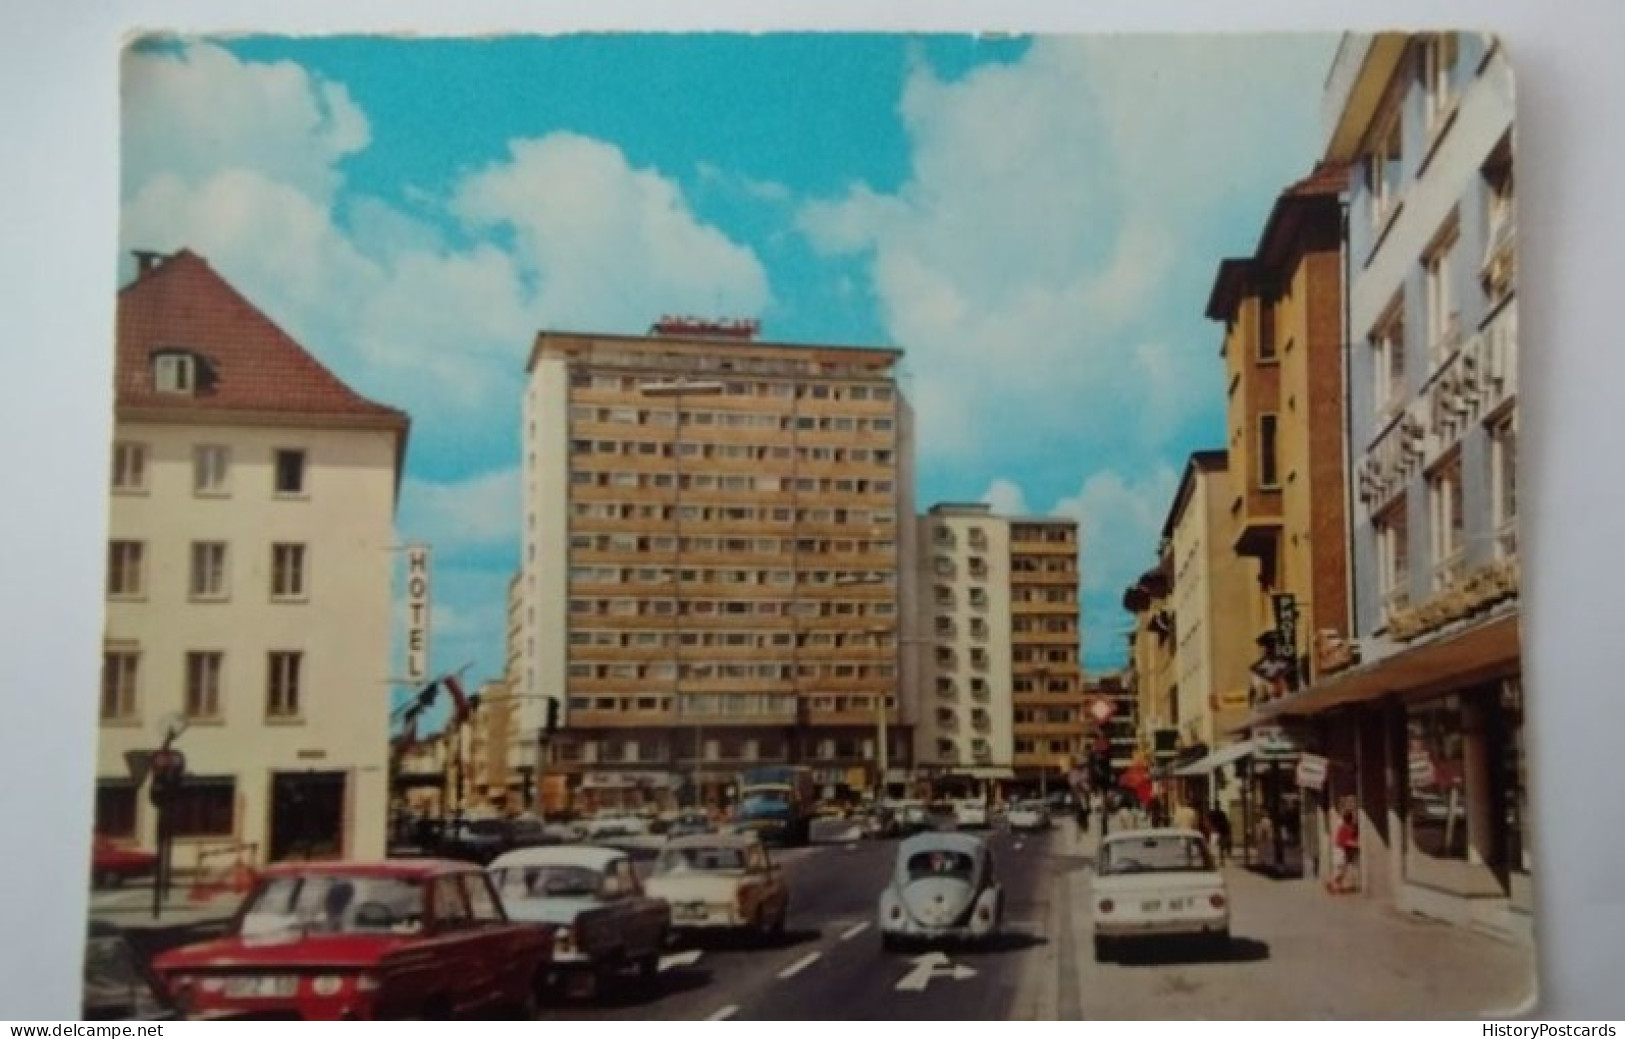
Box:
xmin=878 ymin=831 xmax=1002 ymax=950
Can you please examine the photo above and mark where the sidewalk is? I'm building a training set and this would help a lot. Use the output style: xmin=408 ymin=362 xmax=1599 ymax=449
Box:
xmin=1058 ymin=819 xmax=1537 ymax=1019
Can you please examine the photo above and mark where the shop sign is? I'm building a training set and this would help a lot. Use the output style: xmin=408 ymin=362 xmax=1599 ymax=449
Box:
xmin=404 ymin=544 xmax=431 ymax=682
xmin=1295 ymin=753 xmax=1329 ymax=790
xmin=1272 ymin=593 xmax=1298 ymax=658
xmin=1085 ymin=696 xmax=1116 ymax=726
xmin=1254 ymin=724 xmax=1299 ymax=760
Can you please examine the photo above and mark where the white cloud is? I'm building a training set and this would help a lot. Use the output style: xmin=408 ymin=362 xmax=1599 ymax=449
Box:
xmin=399 ymin=468 xmax=520 ymax=552
xmin=1052 ymin=464 xmax=1182 ymax=596
xmin=121 ymin=40 xmax=368 ymax=203
xmin=454 ymin=134 xmax=772 ymax=333
xmin=981 ymin=478 xmax=1028 ymax=516
xmin=796 ymin=35 xmax=1334 ymax=469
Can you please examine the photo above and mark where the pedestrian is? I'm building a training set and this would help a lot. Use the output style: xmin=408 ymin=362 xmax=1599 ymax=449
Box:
xmin=1329 ymin=809 xmax=1360 ymax=893
xmin=1208 ymin=807 xmax=1233 ymax=866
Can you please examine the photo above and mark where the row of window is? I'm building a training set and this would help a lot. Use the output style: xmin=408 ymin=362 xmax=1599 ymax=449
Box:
xmin=569 ymin=565 xmax=899 ymax=587
xmin=934 ymin=586 xmax=992 ymax=608
xmin=569 ymin=373 xmax=896 ymax=404
xmin=1009 ymin=557 xmax=1078 ymax=575
xmin=563 ymin=693 xmax=895 ymax=717
xmin=569 ymin=629 xmax=897 ymax=650
xmin=1014 ymin=738 xmax=1078 ymax=756
xmin=570 ymin=438 xmax=897 ymax=467
xmin=571 ymin=470 xmax=897 ymax=496
xmin=554 ymin=734 xmax=893 ymax=764
xmin=108 ymin=540 xmax=307 ymax=601
xmin=1372 ymin=413 xmax=1517 ymax=614
xmin=932 ymin=527 xmax=990 ymax=549
xmin=112 ymin=442 xmax=309 ymax=497
xmin=567 ymin=597 xmax=897 ymax=619
xmin=1011 ymin=588 xmax=1078 ymax=606
xmin=572 ymin=535 xmax=897 ymax=558
xmin=566 ymin=661 xmax=898 ymax=682
xmin=101 ymin=648 xmax=303 ymax=723
xmin=566 ymin=502 xmax=898 ymax=526
xmin=1014 ymin=708 xmax=1079 ymax=724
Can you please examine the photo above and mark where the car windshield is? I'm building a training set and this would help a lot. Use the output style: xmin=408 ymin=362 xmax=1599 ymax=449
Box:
xmin=239 ymin=874 xmax=425 ymax=936
xmin=1099 ymin=835 xmax=1215 ymax=875
xmin=906 ymin=850 xmax=976 ymax=880
xmin=657 ymin=846 xmax=746 ymax=873
xmin=469 ymin=820 xmax=507 ymax=837
xmin=491 ymin=864 xmax=601 ymax=899
xmin=740 ymin=792 xmax=789 ymax=814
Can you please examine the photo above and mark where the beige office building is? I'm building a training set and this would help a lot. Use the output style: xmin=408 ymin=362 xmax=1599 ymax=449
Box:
xmin=519 ymin=320 xmax=916 ymax=807
xmin=1009 ymin=518 xmax=1083 ymax=792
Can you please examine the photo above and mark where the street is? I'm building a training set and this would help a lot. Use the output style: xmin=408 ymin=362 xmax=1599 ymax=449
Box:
xmin=524 ymin=820 xmax=1532 ymax=1021
xmin=538 ymin=828 xmax=1063 ymax=1022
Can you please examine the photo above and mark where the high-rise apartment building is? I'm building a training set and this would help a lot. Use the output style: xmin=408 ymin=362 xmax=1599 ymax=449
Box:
xmin=519 ymin=320 xmax=916 ymax=808
xmin=1009 ymin=518 xmax=1083 ymax=792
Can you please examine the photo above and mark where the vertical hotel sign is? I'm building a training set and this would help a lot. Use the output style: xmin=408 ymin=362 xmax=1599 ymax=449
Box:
xmin=405 ymin=544 xmax=431 ymax=682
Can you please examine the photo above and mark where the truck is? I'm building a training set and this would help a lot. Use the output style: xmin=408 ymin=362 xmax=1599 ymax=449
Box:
xmin=734 ymin=766 xmax=817 ymax=846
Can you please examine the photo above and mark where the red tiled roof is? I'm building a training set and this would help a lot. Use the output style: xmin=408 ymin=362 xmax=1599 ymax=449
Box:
xmin=116 ymin=249 xmax=407 ymax=428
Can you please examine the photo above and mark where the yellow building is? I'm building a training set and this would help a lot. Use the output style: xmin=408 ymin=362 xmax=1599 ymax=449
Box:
xmin=1008 ymin=518 xmax=1083 ymax=793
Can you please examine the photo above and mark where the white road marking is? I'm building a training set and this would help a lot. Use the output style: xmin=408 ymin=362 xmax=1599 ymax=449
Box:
xmin=895 ymin=951 xmax=978 ymax=992
xmin=706 ymin=1005 xmax=739 ymax=1021
xmin=660 ymin=949 xmax=704 ymax=971
xmin=777 ymin=951 xmax=821 ymax=979
xmin=839 ymin=921 xmax=871 ymax=941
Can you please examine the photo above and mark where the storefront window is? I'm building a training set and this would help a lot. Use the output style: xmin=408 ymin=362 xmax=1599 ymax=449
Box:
xmin=1406 ymin=696 xmax=1468 ymax=860
xmin=1501 ymin=677 xmax=1529 ymax=875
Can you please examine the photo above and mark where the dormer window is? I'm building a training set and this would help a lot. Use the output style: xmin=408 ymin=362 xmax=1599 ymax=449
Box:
xmin=153 ymin=351 xmax=198 ymax=394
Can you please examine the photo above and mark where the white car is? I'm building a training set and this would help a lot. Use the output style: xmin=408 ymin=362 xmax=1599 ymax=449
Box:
xmin=952 ymin=800 xmax=990 ymax=830
xmin=1091 ymin=828 xmax=1229 ymax=960
xmin=643 ymin=833 xmax=790 ymax=941
xmin=879 ymin=832 xmax=1002 ymax=950
xmin=582 ymin=811 xmax=650 ymax=840
xmin=1006 ymin=800 xmax=1052 ymax=833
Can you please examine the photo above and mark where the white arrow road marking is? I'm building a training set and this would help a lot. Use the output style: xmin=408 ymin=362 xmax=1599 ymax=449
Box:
xmin=895 ymin=951 xmax=979 ymax=992
xmin=706 ymin=1005 xmax=739 ymax=1021
xmin=840 ymin=921 xmax=871 ymax=941
xmin=660 ymin=949 xmax=704 ymax=971
xmin=777 ymin=951 xmax=821 ymax=979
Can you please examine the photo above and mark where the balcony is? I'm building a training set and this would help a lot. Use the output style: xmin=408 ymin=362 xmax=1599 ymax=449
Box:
xmin=1433 ymin=545 xmax=1467 ymax=592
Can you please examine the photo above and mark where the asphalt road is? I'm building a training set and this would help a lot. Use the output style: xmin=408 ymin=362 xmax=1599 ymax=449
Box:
xmin=537 ymin=827 xmax=1061 ymax=1022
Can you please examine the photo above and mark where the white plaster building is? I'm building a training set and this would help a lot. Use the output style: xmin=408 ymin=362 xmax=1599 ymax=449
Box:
xmin=96 ymin=249 xmax=408 ymax=868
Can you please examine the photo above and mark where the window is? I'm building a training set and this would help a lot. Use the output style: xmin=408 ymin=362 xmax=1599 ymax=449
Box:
xmin=267 ymin=651 xmax=302 ymax=720
xmin=101 ymin=650 xmax=139 ymax=722
xmin=1428 ymin=454 xmax=1465 ymax=589
xmin=1424 ymin=223 xmax=1461 ymax=364
xmin=1258 ymin=414 xmax=1280 ymax=489
xmin=1365 ymin=116 xmax=1403 ymax=230
xmin=274 ymin=449 xmax=307 ymax=496
xmin=167 ymin=777 xmax=235 ymax=838
xmin=1482 ymin=140 xmax=1516 ymax=306
xmin=1376 ymin=498 xmax=1410 ymax=617
xmin=190 ymin=542 xmax=228 ymax=599
xmin=462 ymin=874 xmax=504 ymax=922
xmin=111 ymin=443 xmax=146 ymax=492
xmin=185 ymin=651 xmax=223 ymax=721
xmin=1372 ymin=305 xmax=1407 ymax=418
xmin=194 ymin=445 xmax=230 ymax=495
xmin=153 ymin=352 xmax=196 ymax=394
xmin=1420 ymin=34 xmax=1460 ymax=140
xmin=107 ymin=541 xmax=144 ymax=598
xmin=272 ymin=544 xmax=307 ymax=600
xmin=1489 ymin=414 xmax=1518 ymax=557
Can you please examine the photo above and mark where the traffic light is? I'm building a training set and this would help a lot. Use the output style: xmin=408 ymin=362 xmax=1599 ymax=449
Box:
xmin=545 ymin=698 xmax=560 ymax=734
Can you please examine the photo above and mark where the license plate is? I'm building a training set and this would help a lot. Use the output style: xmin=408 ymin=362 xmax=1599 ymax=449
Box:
xmin=1140 ymin=900 xmax=1161 ymax=912
xmin=675 ymin=904 xmax=708 ymax=920
xmin=224 ymin=976 xmax=297 ymax=998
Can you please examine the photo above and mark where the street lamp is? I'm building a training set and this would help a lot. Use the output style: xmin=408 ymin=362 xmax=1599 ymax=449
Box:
xmin=639 ymin=377 xmax=725 ymax=808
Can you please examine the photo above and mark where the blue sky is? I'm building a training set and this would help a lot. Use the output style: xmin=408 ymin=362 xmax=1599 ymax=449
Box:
xmin=118 ymin=32 xmax=1339 ymax=712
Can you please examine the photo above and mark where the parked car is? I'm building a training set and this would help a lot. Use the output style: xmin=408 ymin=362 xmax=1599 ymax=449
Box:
xmin=1006 ymin=800 xmax=1052 ymax=833
xmin=893 ymin=801 xmax=932 ymax=837
xmin=151 ymin=860 xmax=553 ymax=1020
xmin=859 ymin=805 xmax=900 ymax=840
xmin=952 ymin=800 xmax=990 ymax=830
xmin=665 ymin=811 xmax=714 ymax=839
xmin=488 ymin=845 xmax=671 ymax=999
xmin=925 ymin=801 xmax=960 ymax=832
xmin=644 ymin=833 xmax=789 ymax=942
xmin=582 ymin=811 xmax=651 ymax=840
xmin=91 ymin=834 xmax=158 ymax=889
xmin=84 ymin=921 xmax=177 ymax=1021
xmin=1090 ymin=828 xmax=1229 ymax=960
xmin=879 ymin=831 xmax=1002 ymax=950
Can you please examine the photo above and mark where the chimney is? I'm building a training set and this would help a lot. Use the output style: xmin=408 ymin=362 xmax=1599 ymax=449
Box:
xmin=132 ymin=250 xmax=167 ymax=276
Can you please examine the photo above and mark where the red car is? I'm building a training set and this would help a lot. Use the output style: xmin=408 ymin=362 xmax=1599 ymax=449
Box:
xmin=151 ymin=859 xmax=553 ymax=1020
xmin=91 ymin=834 xmax=158 ymax=889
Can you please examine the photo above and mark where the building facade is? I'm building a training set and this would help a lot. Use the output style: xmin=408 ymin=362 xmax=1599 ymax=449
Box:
xmin=98 ymin=249 xmax=408 ymax=868
xmin=915 ymin=504 xmax=1015 ymax=792
xmin=519 ymin=320 xmax=917 ymax=808
xmin=1256 ymin=33 xmax=1524 ymax=939
xmin=1008 ymin=518 xmax=1084 ymax=793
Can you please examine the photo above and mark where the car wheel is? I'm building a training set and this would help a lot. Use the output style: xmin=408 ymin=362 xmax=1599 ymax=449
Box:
xmin=1093 ymin=935 xmax=1113 ymax=962
xmin=881 ymin=932 xmax=903 ymax=953
xmin=636 ymin=951 xmax=661 ymax=983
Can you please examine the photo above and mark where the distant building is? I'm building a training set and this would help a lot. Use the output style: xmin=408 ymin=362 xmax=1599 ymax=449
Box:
xmin=99 ymin=249 xmax=408 ymax=865
xmin=518 ymin=322 xmax=917 ymax=808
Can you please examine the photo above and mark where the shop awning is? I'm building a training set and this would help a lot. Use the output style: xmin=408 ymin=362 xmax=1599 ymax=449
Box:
xmin=1174 ymin=740 xmax=1257 ymax=777
xmin=956 ymin=767 xmax=1016 ymax=780
xmin=1240 ymin=606 xmax=1520 ymax=729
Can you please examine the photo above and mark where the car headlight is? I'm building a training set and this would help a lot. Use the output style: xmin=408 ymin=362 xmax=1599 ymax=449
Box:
xmin=311 ymin=975 xmax=344 ymax=997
